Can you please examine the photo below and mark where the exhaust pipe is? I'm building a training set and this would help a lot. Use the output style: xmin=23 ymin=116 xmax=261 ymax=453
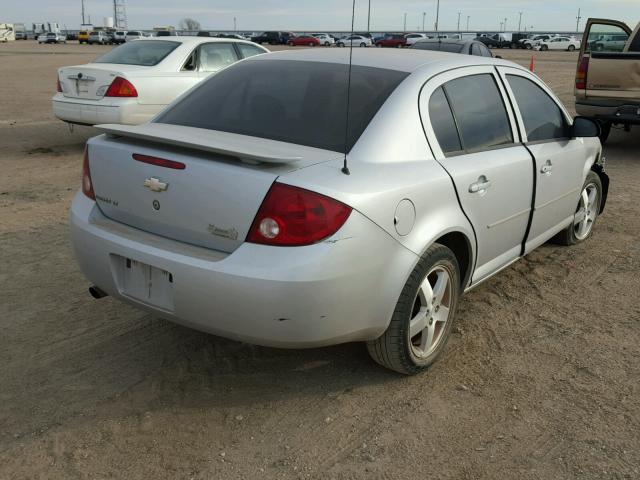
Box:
xmin=89 ymin=285 xmax=108 ymax=299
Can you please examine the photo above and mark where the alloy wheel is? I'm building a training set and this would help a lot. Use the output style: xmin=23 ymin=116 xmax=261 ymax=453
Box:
xmin=574 ymin=183 xmax=598 ymax=240
xmin=409 ymin=266 xmax=453 ymax=358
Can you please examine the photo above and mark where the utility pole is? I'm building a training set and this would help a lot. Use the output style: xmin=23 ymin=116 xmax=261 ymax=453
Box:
xmin=81 ymin=0 xmax=85 ymax=24
xmin=504 ymin=17 xmax=507 ymax=32
xmin=403 ymin=12 xmax=407 ymax=32
xmin=367 ymin=0 xmax=371 ymax=32
xmin=457 ymin=12 xmax=461 ymax=32
xmin=234 ymin=17 xmax=237 ymax=31
xmin=422 ymin=12 xmax=426 ymax=32
xmin=518 ymin=12 xmax=523 ymax=32
xmin=576 ymin=8 xmax=582 ymax=32
xmin=466 ymin=15 xmax=470 ymax=32
xmin=435 ymin=0 xmax=440 ymax=32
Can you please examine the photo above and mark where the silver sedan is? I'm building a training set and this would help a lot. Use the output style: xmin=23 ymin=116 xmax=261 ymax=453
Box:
xmin=70 ymin=49 xmax=608 ymax=374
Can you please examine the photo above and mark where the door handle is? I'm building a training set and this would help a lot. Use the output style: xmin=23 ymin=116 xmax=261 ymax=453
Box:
xmin=469 ymin=176 xmax=492 ymax=194
xmin=541 ymin=160 xmax=553 ymax=174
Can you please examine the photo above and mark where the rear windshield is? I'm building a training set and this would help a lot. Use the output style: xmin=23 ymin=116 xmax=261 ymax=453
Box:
xmin=156 ymin=60 xmax=408 ymax=153
xmin=413 ymin=42 xmax=465 ymax=53
xmin=94 ymin=40 xmax=179 ymax=66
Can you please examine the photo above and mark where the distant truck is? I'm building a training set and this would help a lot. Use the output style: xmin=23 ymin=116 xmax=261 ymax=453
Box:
xmin=13 ymin=23 xmax=26 ymax=40
xmin=32 ymin=22 xmax=60 ymax=34
xmin=575 ymin=18 xmax=640 ymax=142
xmin=477 ymin=33 xmax=526 ymax=49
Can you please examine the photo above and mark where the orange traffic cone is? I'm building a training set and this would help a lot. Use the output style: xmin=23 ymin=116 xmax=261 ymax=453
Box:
xmin=529 ymin=55 xmax=536 ymax=72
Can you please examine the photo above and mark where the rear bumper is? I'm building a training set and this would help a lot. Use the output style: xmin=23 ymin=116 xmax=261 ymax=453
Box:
xmin=52 ymin=93 xmax=161 ymax=126
xmin=575 ymin=98 xmax=640 ymax=125
xmin=70 ymin=192 xmax=418 ymax=348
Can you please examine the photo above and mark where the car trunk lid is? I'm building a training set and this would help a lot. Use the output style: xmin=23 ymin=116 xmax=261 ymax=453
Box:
xmin=58 ymin=64 xmax=145 ymax=100
xmin=87 ymin=124 xmax=341 ymax=253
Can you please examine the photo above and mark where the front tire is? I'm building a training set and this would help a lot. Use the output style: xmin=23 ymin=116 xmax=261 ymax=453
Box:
xmin=555 ymin=171 xmax=602 ymax=246
xmin=541 ymin=44 xmax=549 ymax=51
xmin=568 ymin=45 xmax=575 ymax=51
xmin=367 ymin=244 xmax=460 ymax=375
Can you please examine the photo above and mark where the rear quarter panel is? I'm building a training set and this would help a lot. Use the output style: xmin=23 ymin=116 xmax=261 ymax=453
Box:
xmin=280 ymin=68 xmax=476 ymax=272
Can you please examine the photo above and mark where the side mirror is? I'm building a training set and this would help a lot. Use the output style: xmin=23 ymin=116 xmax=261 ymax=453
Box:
xmin=571 ymin=116 xmax=601 ymax=138
xmin=495 ymin=55 xmax=503 ymax=59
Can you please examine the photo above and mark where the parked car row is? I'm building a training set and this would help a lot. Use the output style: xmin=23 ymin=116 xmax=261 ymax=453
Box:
xmin=76 ymin=30 xmax=164 ymax=45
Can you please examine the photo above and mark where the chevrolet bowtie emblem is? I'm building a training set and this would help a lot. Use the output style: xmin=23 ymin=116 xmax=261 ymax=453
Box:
xmin=144 ymin=177 xmax=169 ymax=192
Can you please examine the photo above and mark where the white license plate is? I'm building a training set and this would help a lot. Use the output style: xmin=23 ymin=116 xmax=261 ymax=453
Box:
xmin=78 ymin=80 xmax=90 ymax=94
xmin=115 ymin=256 xmax=174 ymax=311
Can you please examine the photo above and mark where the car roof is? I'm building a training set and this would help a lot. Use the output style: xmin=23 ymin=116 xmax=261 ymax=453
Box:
xmin=253 ymin=48 xmax=511 ymax=73
xmin=132 ymin=36 xmax=255 ymax=46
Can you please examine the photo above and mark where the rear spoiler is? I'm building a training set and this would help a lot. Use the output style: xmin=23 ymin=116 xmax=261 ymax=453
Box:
xmin=96 ymin=123 xmax=303 ymax=164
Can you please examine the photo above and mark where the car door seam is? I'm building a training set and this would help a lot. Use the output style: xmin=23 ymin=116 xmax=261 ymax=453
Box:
xmin=495 ymin=66 xmax=537 ymax=257
xmin=417 ymin=74 xmax=478 ymax=288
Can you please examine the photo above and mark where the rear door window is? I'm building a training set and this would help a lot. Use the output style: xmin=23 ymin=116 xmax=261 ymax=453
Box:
xmin=237 ymin=44 xmax=265 ymax=58
xmin=198 ymin=43 xmax=238 ymax=72
xmin=440 ymin=74 xmax=513 ymax=152
xmin=94 ymin=40 xmax=179 ymax=66
xmin=506 ymin=75 xmax=568 ymax=142
xmin=428 ymin=87 xmax=462 ymax=154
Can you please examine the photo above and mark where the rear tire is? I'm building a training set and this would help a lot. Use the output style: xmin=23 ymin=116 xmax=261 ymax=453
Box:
xmin=555 ymin=171 xmax=602 ymax=246
xmin=568 ymin=45 xmax=576 ymax=51
xmin=367 ymin=244 xmax=460 ymax=375
xmin=541 ymin=45 xmax=548 ymax=51
xmin=360 ymin=42 xmax=367 ymax=47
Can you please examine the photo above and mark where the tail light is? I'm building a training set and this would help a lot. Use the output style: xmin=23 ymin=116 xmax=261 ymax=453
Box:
xmin=105 ymin=76 xmax=138 ymax=97
xmin=56 ymin=78 xmax=62 ymax=93
xmin=247 ymin=183 xmax=352 ymax=246
xmin=82 ymin=145 xmax=96 ymax=200
xmin=575 ymin=56 xmax=589 ymax=90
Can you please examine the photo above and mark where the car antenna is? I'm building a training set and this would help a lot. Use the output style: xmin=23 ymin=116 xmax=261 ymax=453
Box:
xmin=341 ymin=0 xmax=357 ymax=176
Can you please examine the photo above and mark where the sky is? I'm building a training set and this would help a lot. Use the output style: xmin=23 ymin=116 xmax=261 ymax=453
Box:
xmin=5 ymin=0 xmax=640 ymax=32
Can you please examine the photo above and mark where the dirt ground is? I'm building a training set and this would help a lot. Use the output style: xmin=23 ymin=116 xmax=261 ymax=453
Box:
xmin=1 ymin=41 xmax=639 ymax=480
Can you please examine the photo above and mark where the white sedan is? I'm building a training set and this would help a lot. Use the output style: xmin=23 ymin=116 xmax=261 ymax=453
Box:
xmin=405 ymin=33 xmax=428 ymax=46
xmin=312 ymin=33 xmax=335 ymax=46
xmin=52 ymin=37 xmax=269 ymax=126
xmin=535 ymin=36 xmax=581 ymax=51
xmin=336 ymin=35 xmax=372 ymax=47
